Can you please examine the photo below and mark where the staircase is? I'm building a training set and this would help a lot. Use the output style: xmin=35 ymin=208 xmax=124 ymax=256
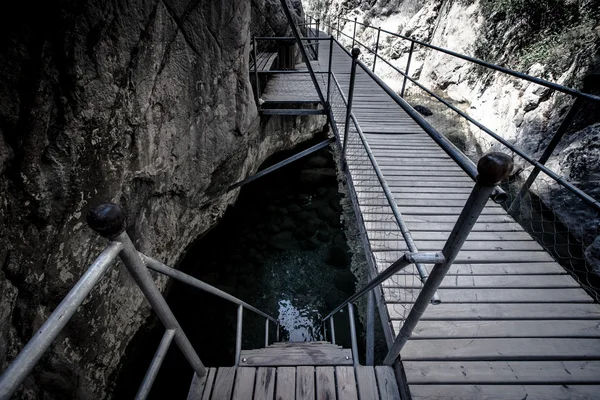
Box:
xmin=187 ymin=342 xmax=401 ymax=400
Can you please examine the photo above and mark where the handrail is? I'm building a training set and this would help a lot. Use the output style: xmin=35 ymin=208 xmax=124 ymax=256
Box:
xmin=330 ymin=35 xmax=600 ymax=211
xmin=333 ymin=15 xmax=600 ymax=102
xmin=141 ymin=254 xmax=278 ymax=323
xmin=322 ymin=253 xmax=444 ymax=321
xmin=0 ymin=242 xmax=124 ymax=399
xmin=0 ymin=204 xmax=279 ymax=399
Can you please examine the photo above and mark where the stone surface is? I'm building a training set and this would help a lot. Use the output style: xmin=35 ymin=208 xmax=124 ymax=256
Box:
xmin=0 ymin=0 xmax=308 ymax=398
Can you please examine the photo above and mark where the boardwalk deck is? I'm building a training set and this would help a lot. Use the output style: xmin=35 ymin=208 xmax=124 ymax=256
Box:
xmin=309 ymin=37 xmax=600 ymax=398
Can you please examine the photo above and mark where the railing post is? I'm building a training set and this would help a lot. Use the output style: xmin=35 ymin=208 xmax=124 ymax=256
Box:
xmin=252 ymin=36 xmax=261 ymax=110
xmin=265 ymin=318 xmax=269 ymax=347
xmin=366 ymin=290 xmax=375 ymax=365
xmin=348 ymin=303 xmax=359 ymax=367
xmin=342 ymin=48 xmax=360 ymax=162
xmin=400 ymin=41 xmax=415 ymax=98
xmin=276 ymin=323 xmax=280 ymax=342
xmin=86 ymin=204 xmax=207 ymax=378
xmin=352 ymin=17 xmax=357 ymax=48
xmin=316 ymin=18 xmax=320 ymax=58
xmin=337 ymin=17 xmax=340 ymax=40
xmin=508 ymin=96 xmax=584 ymax=214
xmin=326 ymin=37 xmax=333 ymax=104
xmin=235 ymin=304 xmax=243 ymax=365
xmin=329 ymin=317 xmax=336 ymax=345
xmin=383 ymin=153 xmax=513 ymax=365
xmin=372 ymin=27 xmax=381 ymax=73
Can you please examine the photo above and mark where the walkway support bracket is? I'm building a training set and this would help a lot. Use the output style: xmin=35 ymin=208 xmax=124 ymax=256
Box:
xmin=228 ymin=137 xmax=335 ymax=191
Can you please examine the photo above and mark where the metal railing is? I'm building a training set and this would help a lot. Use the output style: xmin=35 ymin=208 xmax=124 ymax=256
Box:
xmin=318 ymin=14 xmax=600 ymax=302
xmin=0 ymin=203 xmax=278 ymax=400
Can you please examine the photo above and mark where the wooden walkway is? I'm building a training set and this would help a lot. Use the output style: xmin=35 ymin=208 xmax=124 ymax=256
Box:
xmin=311 ymin=37 xmax=600 ymax=398
xmin=187 ymin=365 xmax=400 ymax=400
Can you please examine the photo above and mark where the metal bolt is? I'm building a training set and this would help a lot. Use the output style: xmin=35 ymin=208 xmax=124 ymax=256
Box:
xmin=242 ymin=358 xmax=247 ymax=363
xmin=345 ymin=356 xmax=349 ymax=360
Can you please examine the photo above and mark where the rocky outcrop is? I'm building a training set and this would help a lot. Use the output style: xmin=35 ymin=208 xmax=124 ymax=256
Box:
xmin=0 ymin=0 xmax=313 ymax=398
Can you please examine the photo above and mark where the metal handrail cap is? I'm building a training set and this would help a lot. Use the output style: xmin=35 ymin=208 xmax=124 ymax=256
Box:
xmin=477 ymin=152 xmax=513 ymax=186
xmin=87 ymin=203 xmax=127 ymax=238
xmin=351 ymin=47 xmax=360 ymax=58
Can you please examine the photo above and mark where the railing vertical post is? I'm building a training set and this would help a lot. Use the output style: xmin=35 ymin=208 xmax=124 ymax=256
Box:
xmin=316 ymin=18 xmax=320 ymax=58
xmin=86 ymin=205 xmax=206 ymax=378
xmin=383 ymin=153 xmax=513 ymax=365
xmin=265 ymin=318 xmax=269 ymax=347
xmin=508 ymin=96 xmax=584 ymax=214
xmin=366 ymin=290 xmax=375 ymax=365
xmin=400 ymin=41 xmax=415 ymax=98
xmin=326 ymin=37 xmax=333 ymax=104
xmin=337 ymin=17 xmax=340 ymax=40
xmin=329 ymin=317 xmax=336 ymax=345
xmin=352 ymin=17 xmax=357 ymax=48
xmin=235 ymin=304 xmax=243 ymax=365
xmin=252 ymin=36 xmax=261 ymax=110
xmin=342 ymin=48 xmax=360 ymax=162
xmin=276 ymin=323 xmax=280 ymax=342
xmin=372 ymin=27 xmax=381 ymax=73
xmin=347 ymin=303 xmax=359 ymax=367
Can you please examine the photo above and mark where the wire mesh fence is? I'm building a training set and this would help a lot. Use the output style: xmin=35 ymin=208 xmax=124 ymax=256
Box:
xmin=328 ymin=72 xmax=424 ymax=330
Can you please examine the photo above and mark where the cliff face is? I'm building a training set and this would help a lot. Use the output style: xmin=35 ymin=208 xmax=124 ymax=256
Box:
xmin=0 ymin=0 xmax=313 ymax=398
xmin=306 ymin=0 xmax=600 ymax=271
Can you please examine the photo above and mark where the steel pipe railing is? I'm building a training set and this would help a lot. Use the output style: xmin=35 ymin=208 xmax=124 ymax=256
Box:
xmin=0 ymin=202 xmax=280 ymax=399
xmin=331 ymin=15 xmax=600 ymax=102
xmin=383 ymin=153 xmax=514 ymax=364
xmin=0 ymin=242 xmax=123 ymax=399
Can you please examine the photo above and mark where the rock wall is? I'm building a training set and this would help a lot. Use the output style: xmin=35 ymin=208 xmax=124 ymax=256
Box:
xmin=306 ymin=0 xmax=600 ymax=272
xmin=0 ymin=0 xmax=317 ymax=398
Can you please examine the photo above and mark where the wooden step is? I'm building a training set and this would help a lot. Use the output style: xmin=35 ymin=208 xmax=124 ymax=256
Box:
xmin=187 ymin=365 xmax=401 ymax=400
xmin=240 ymin=342 xmax=353 ymax=367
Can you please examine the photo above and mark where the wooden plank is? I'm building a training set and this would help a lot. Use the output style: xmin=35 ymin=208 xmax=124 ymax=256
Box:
xmin=367 ymin=230 xmax=535 ymax=242
xmin=371 ymin=239 xmax=544 ymax=252
xmin=315 ymin=367 xmax=335 ymax=400
xmin=232 ymin=367 xmax=256 ymax=400
xmin=400 ymin=320 xmax=600 ymax=338
xmin=383 ymin=288 xmax=592 ymax=303
xmin=409 ymin=384 xmax=600 ymax=400
xmin=335 ymin=366 xmax=358 ymax=400
xmin=387 ymin=262 xmax=566 ymax=275
xmin=401 ymin=338 xmax=600 ymax=361
xmin=355 ymin=366 xmax=379 ymax=400
xmin=383 ymin=274 xmax=579 ymax=288
xmin=376 ymin=250 xmax=556 ymax=264
xmin=296 ymin=366 xmax=315 ymax=400
xmin=199 ymin=368 xmax=217 ymax=400
xmin=254 ymin=368 xmax=276 ymax=400
xmin=387 ymin=303 xmax=600 ymax=320
xmin=240 ymin=348 xmax=353 ymax=366
xmin=365 ymin=221 xmax=525 ymax=232
xmin=276 ymin=367 xmax=296 ymax=400
xmin=374 ymin=366 xmax=401 ymax=400
xmin=404 ymin=361 xmax=600 ymax=384
xmin=187 ymin=368 xmax=211 ymax=400
xmin=211 ymin=367 xmax=236 ymax=400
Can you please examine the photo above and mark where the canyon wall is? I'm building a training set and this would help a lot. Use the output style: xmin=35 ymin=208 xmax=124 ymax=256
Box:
xmin=0 ymin=0 xmax=318 ymax=398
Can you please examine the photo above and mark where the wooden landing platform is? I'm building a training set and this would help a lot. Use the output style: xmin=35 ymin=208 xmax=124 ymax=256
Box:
xmin=313 ymin=36 xmax=600 ymax=398
xmin=240 ymin=342 xmax=353 ymax=367
xmin=187 ymin=365 xmax=400 ymax=400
